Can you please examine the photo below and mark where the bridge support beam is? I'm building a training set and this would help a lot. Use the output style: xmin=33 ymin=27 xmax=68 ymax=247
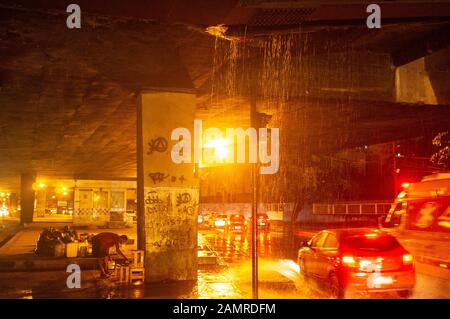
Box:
xmin=137 ymin=89 xmax=199 ymax=282
xmin=20 ymin=172 xmax=36 ymax=225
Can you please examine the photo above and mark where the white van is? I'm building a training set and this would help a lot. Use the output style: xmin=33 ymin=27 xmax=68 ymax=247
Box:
xmin=380 ymin=173 xmax=450 ymax=277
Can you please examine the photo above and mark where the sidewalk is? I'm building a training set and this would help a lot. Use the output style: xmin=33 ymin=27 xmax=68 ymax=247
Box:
xmin=0 ymin=224 xmax=301 ymax=298
xmin=0 ymin=226 xmax=243 ymax=298
xmin=0 ymin=224 xmax=138 ymax=271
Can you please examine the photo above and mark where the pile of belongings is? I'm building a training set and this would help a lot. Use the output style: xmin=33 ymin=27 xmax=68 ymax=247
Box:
xmin=35 ymin=226 xmax=78 ymax=256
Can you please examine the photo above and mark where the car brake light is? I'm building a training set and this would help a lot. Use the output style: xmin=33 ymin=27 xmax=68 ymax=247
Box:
xmin=402 ymin=254 xmax=413 ymax=265
xmin=342 ymin=256 xmax=356 ymax=266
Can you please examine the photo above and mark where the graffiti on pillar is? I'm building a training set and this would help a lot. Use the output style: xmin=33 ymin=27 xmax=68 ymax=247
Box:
xmin=176 ymin=192 xmax=191 ymax=206
xmin=144 ymin=188 xmax=198 ymax=251
xmin=149 ymin=172 xmax=170 ymax=184
xmin=175 ymin=191 xmax=197 ymax=217
xmin=147 ymin=227 xmax=193 ymax=249
xmin=144 ymin=191 xmax=169 ymax=215
xmin=177 ymin=205 xmax=195 ymax=216
xmin=147 ymin=137 xmax=168 ymax=155
xmin=149 ymin=173 xmax=187 ymax=184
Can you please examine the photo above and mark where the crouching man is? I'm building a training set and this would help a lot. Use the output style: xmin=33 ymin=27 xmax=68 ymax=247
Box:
xmin=92 ymin=232 xmax=129 ymax=278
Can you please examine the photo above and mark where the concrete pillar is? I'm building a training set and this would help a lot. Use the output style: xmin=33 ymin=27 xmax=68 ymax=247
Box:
xmin=137 ymin=89 xmax=199 ymax=282
xmin=34 ymin=189 xmax=46 ymax=218
xmin=395 ymin=47 xmax=450 ymax=105
xmin=20 ymin=172 xmax=36 ymax=225
xmin=395 ymin=57 xmax=438 ymax=104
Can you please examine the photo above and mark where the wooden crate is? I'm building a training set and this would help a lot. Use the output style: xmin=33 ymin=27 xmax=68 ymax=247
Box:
xmin=131 ymin=250 xmax=145 ymax=268
xmin=116 ymin=265 xmax=130 ymax=284
xmin=129 ymin=267 xmax=145 ymax=284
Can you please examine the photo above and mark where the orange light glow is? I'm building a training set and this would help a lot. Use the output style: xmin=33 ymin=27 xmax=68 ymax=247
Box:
xmin=356 ymin=272 xmax=367 ymax=277
xmin=214 ymin=220 xmax=226 ymax=227
xmin=342 ymin=256 xmax=356 ymax=265
xmin=402 ymin=254 xmax=413 ymax=265
xmin=203 ymin=138 xmax=230 ymax=162
xmin=401 ymin=182 xmax=410 ymax=188
xmin=397 ymin=191 xmax=407 ymax=199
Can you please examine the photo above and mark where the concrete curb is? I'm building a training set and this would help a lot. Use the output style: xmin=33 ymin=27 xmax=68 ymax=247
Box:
xmin=0 ymin=225 xmax=23 ymax=249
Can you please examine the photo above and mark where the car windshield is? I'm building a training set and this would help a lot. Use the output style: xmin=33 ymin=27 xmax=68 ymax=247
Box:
xmin=342 ymin=233 xmax=401 ymax=251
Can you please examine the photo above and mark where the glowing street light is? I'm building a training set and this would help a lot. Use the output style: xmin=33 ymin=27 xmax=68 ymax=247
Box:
xmin=203 ymin=138 xmax=230 ymax=161
xmin=201 ymin=137 xmax=232 ymax=167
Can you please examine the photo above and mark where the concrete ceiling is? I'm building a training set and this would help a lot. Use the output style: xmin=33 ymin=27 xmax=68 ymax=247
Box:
xmin=0 ymin=1 xmax=449 ymax=191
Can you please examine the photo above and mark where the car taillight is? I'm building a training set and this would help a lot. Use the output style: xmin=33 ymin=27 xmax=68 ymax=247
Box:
xmin=342 ymin=256 xmax=356 ymax=266
xmin=402 ymin=254 xmax=413 ymax=265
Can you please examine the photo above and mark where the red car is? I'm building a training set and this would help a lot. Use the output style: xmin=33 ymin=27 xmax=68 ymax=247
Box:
xmin=297 ymin=228 xmax=416 ymax=298
xmin=249 ymin=213 xmax=271 ymax=232
xmin=256 ymin=213 xmax=270 ymax=231
xmin=228 ymin=214 xmax=247 ymax=233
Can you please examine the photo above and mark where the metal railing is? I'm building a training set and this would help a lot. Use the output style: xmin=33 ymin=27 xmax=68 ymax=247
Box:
xmin=313 ymin=202 xmax=392 ymax=215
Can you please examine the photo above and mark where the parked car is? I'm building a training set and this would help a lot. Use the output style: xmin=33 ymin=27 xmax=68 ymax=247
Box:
xmin=297 ymin=228 xmax=416 ymax=298
xmin=214 ymin=214 xmax=229 ymax=231
xmin=251 ymin=213 xmax=270 ymax=232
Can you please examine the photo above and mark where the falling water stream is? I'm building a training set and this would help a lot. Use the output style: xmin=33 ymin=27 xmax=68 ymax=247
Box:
xmin=205 ymin=30 xmax=374 ymax=211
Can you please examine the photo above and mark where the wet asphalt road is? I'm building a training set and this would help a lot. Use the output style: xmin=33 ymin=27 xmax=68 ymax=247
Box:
xmin=200 ymin=227 xmax=450 ymax=299
xmin=0 ymin=226 xmax=448 ymax=298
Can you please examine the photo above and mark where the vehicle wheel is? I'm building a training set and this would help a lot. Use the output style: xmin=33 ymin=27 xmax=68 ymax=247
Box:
xmin=298 ymin=259 xmax=311 ymax=283
xmin=397 ymin=289 xmax=412 ymax=298
xmin=329 ymin=273 xmax=345 ymax=299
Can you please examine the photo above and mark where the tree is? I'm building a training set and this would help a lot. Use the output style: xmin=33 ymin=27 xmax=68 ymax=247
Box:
xmin=431 ymin=131 xmax=450 ymax=169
